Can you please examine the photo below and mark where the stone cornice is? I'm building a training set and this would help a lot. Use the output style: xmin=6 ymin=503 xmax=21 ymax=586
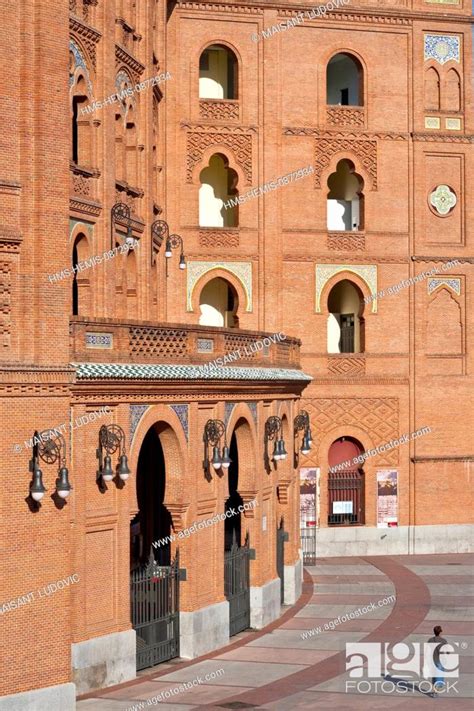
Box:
xmin=70 ymin=197 xmax=102 ymax=218
xmin=0 ymin=179 xmax=21 ymax=195
xmin=181 ymin=122 xmax=258 ymax=134
xmin=283 ymin=255 xmax=409 ymax=263
xmin=413 ymin=133 xmax=474 ymax=143
xmin=174 ymin=0 xmax=474 ymax=24
xmin=412 ymin=255 xmax=474 ymax=263
xmin=411 ymin=455 xmax=474 ymax=462
xmin=283 ymin=127 xmax=408 ymax=140
xmin=115 ymin=44 xmax=145 ymax=79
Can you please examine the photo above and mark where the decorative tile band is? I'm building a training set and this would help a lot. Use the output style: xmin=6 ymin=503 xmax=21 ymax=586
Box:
xmin=187 ymin=261 xmax=253 ymax=312
xmin=85 ymin=332 xmax=113 ymax=349
xmin=428 ymin=278 xmax=461 ymax=296
xmin=315 ymin=264 xmax=377 ymax=313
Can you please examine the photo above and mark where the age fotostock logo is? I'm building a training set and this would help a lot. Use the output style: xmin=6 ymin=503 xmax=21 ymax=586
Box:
xmin=345 ymin=642 xmax=460 ymax=695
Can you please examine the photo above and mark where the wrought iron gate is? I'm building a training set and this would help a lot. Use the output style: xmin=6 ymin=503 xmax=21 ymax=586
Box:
xmin=276 ymin=520 xmax=288 ymax=604
xmin=224 ymin=533 xmax=252 ymax=636
xmin=131 ymin=550 xmax=181 ymax=671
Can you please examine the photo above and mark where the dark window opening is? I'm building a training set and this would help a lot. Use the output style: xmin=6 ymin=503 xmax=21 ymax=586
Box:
xmin=225 ymin=433 xmax=243 ymax=550
xmin=340 ymin=88 xmax=349 ymax=105
xmin=72 ymin=242 xmax=79 ymax=315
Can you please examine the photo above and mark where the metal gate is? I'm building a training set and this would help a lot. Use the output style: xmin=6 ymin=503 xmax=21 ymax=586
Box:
xmin=131 ymin=550 xmax=181 ymax=671
xmin=301 ymin=525 xmax=316 ymax=565
xmin=224 ymin=533 xmax=252 ymax=636
xmin=328 ymin=469 xmax=365 ymax=525
xmin=276 ymin=520 xmax=288 ymax=604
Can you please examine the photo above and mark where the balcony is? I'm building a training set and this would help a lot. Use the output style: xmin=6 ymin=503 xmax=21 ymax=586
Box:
xmin=70 ymin=317 xmax=301 ymax=369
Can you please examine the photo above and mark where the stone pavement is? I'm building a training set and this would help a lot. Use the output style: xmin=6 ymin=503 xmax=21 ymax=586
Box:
xmin=77 ymin=553 xmax=474 ymax=710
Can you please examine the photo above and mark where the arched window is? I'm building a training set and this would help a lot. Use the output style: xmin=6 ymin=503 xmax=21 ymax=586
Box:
xmin=328 ymin=437 xmax=365 ymax=525
xmin=199 ymin=277 xmax=239 ymax=328
xmin=71 ymin=75 xmax=92 ymax=165
xmin=326 ymin=53 xmax=363 ymax=106
xmin=72 ymin=233 xmax=91 ymax=316
xmin=424 ymin=67 xmax=440 ymax=111
xmin=125 ymin=108 xmax=138 ymax=186
xmin=199 ymin=44 xmax=238 ymax=99
xmin=126 ymin=249 xmax=138 ymax=319
xmin=327 ymin=279 xmax=365 ymax=354
xmin=327 ymin=159 xmax=364 ymax=231
xmin=199 ymin=154 xmax=239 ymax=227
xmin=443 ymin=68 xmax=461 ymax=113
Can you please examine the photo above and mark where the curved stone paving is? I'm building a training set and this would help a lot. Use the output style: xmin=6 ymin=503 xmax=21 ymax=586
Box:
xmin=77 ymin=554 xmax=474 ymax=710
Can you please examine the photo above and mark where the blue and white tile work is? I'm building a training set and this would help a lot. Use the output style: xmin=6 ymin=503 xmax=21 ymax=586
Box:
xmin=424 ymin=34 xmax=460 ymax=65
xmin=170 ymin=404 xmax=189 ymax=441
xmin=130 ymin=405 xmax=149 ymax=445
xmin=73 ymin=363 xmax=312 ymax=382
xmin=428 ymin=278 xmax=461 ymax=296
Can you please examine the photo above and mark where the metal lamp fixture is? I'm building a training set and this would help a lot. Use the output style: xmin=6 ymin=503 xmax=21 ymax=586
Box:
xmin=151 ymin=219 xmax=186 ymax=273
xmin=265 ymin=416 xmax=287 ymax=465
xmin=111 ymin=202 xmax=135 ymax=250
xmin=165 ymin=234 xmax=186 ymax=275
xmin=293 ymin=410 xmax=313 ymax=466
xmin=203 ymin=419 xmax=231 ymax=476
xmin=28 ymin=429 xmax=72 ymax=504
xmin=96 ymin=424 xmax=131 ymax=485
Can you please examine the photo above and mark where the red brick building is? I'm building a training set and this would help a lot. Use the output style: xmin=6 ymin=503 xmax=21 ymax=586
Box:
xmin=0 ymin=0 xmax=473 ymax=707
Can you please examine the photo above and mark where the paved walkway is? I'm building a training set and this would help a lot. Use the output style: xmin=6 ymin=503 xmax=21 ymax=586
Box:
xmin=77 ymin=553 xmax=473 ymax=710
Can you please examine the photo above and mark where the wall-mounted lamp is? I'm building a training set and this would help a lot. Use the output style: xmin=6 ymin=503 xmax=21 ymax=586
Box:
xmin=203 ymin=419 xmax=231 ymax=477
xmin=28 ymin=430 xmax=72 ymax=504
xmin=96 ymin=424 xmax=130 ymax=487
xmin=111 ymin=202 xmax=136 ymax=250
xmin=264 ymin=416 xmax=288 ymax=466
xmin=293 ymin=410 xmax=313 ymax=467
xmin=151 ymin=219 xmax=186 ymax=274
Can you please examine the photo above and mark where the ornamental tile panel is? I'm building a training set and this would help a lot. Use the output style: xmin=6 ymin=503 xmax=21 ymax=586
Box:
xmin=130 ymin=404 xmax=149 ymax=444
xmin=429 ymin=185 xmax=457 ymax=215
xmin=170 ymin=404 xmax=189 ymax=441
xmin=428 ymin=278 xmax=461 ymax=296
xmin=315 ymin=264 xmax=377 ymax=313
xmin=187 ymin=261 xmax=252 ymax=312
xmin=424 ymin=35 xmax=460 ymax=65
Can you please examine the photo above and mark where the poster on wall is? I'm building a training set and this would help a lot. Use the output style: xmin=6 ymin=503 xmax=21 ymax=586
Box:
xmin=300 ymin=467 xmax=318 ymax=527
xmin=377 ymin=470 xmax=398 ymax=527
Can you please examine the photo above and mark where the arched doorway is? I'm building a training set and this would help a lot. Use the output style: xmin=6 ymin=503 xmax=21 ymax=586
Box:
xmin=130 ymin=424 xmax=180 ymax=670
xmin=328 ymin=436 xmax=365 ymax=525
xmin=327 ymin=279 xmax=365 ymax=353
xmin=131 ymin=425 xmax=173 ymax=566
xmin=199 ymin=276 xmax=239 ymax=328
xmin=224 ymin=427 xmax=251 ymax=636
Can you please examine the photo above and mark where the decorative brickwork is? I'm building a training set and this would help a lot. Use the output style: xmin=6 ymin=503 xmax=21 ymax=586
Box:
xmin=199 ymin=100 xmax=239 ymax=121
xmin=327 ymin=356 xmax=366 ymax=376
xmin=327 ymin=232 xmax=366 ymax=251
xmin=326 ymin=106 xmax=365 ymax=127
xmin=199 ymin=229 xmax=239 ymax=247
xmin=186 ymin=130 xmax=253 ymax=183
xmin=314 ymin=136 xmax=377 ymax=189
xmin=0 ymin=261 xmax=11 ymax=347
xmin=303 ymin=398 xmax=399 ymax=465
xmin=129 ymin=327 xmax=188 ymax=359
